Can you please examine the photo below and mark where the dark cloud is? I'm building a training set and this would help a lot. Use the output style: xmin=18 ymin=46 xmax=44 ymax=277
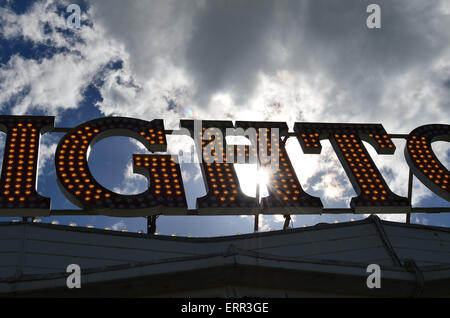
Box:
xmin=185 ymin=0 xmax=277 ymax=105
xmin=179 ymin=0 xmax=450 ymax=111
xmin=444 ymin=78 xmax=450 ymax=89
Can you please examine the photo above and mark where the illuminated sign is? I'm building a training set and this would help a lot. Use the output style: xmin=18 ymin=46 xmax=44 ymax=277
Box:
xmin=294 ymin=123 xmax=410 ymax=213
xmin=0 ymin=115 xmax=448 ymax=217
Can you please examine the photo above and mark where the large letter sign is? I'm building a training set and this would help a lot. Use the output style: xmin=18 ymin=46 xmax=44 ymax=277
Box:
xmin=180 ymin=120 xmax=258 ymax=214
xmin=294 ymin=122 xmax=410 ymax=213
xmin=0 ymin=115 xmax=448 ymax=217
xmin=236 ymin=121 xmax=323 ymax=213
xmin=404 ymin=124 xmax=449 ymax=201
xmin=0 ymin=116 xmax=54 ymax=215
xmin=54 ymin=117 xmax=187 ymax=216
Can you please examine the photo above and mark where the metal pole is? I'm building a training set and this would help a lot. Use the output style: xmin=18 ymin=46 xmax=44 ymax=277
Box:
xmin=280 ymin=136 xmax=291 ymax=229
xmin=283 ymin=215 xmax=291 ymax=230
xmin=406 ymin=169 xmax=413 ymax=224
xmin=254 ymin=138 xmax=262 ymax=232
xmin=254 ymin=175 xmax=260 ymax=232
xmin=147 ymin=215 xmax=157 ymax=235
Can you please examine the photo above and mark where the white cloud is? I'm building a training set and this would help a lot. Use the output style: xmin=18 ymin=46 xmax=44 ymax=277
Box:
xmin=0 ymin=0 xmax=125 ymax=120
xmin=111 ymin=219 xmax=127 ymax=231
xmin=112 ymin=161 xmax=147 ymax=195
xmin=37 ymin=141 xmax=56 ymax=175
xmin=258 ymin=214 xmax=271 ymax=232
xmin=272 ymin=214 xmax=296 ymax=225
xmin=0 ymin=0 xmax=69 ymax=47
xmin=1 ymin=54 xmax=95 ymax=116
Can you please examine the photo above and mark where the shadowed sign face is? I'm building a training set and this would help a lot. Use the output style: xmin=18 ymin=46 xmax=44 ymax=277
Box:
xmin=54 ymin=117 xmax=187 ymax=216
xmin=0 ymin=115 xmax=448 ymax=217
xmin=294 ymin=123 xmax=411 ymax=213
xmin=0 ymin=116 xmax=54 ymax=213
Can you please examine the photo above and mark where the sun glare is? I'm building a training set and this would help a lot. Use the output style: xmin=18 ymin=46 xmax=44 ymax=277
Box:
xmin=234 ymin=164 xmax=269 ymax=199
xmin=256 ymin=168 xmax=269 ymax=188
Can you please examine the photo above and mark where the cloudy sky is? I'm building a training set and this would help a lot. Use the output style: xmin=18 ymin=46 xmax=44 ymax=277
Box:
xmin=0 ymin=0 xmax=449 ymax=236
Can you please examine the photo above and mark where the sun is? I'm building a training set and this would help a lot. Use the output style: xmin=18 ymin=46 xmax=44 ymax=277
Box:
xmin=234 ymin=164 xmax=269 ymax=199
xmin=256 ymin=168 xmax=269 ymax=188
